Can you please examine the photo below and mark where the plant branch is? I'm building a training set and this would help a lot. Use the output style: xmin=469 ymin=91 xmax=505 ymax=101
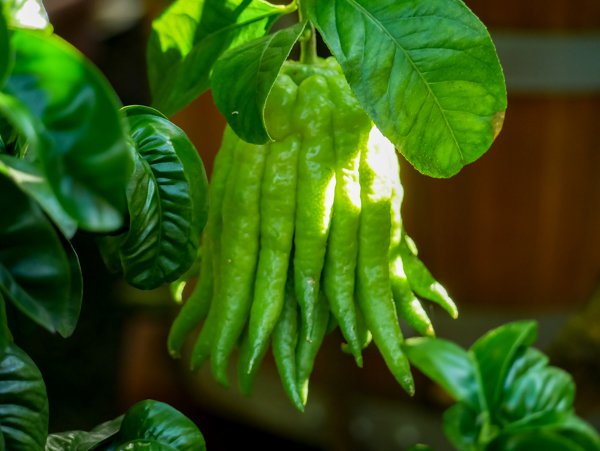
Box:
xmin=298 ymin=1 xmax=317 ymax=64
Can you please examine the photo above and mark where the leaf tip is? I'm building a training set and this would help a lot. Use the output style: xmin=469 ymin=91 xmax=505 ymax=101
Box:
xmin=404 ymin=376 xmax=416 ymax=397
xmin=168 ymin=347 xmax=181 ymax=359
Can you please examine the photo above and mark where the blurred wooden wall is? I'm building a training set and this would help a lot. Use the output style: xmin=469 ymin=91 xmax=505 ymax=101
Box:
xmin=471 ymin=0 xmax=600 ymax=28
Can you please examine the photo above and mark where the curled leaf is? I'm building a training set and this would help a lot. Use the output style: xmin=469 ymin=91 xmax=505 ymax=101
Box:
xmin=212 ymin=21 xmax=306 ymax=143
xmin=99 ymin=106 xmax=208 ymax=290
xmin=0 ymin=343 xmax=48 ymax=450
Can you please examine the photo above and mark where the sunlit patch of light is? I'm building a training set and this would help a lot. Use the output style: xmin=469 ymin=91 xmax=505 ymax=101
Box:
xmin=366 ymin=126 xmax=395 ymax=201
xmin=15 ymin=0 xmax=49 ymax=30
xmin=321 ymin=171 xmax=337 ymax=232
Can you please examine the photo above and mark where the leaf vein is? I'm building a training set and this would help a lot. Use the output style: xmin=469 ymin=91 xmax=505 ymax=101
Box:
xmin=342 ymin=0 xmax=465 ymax=162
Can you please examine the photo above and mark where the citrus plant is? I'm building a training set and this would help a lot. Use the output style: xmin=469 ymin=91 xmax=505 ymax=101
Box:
xmin=405 ymin=321 xmax=600 ymax=450
xmin=0 ymin=0 xmax=597 ymax=449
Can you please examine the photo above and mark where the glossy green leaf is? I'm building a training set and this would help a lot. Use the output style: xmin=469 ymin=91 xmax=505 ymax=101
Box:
xmin=498 ymin=347 xmax=574 ymax=429
xmin=443 ymin=403 xmax=486 ymax=451
xmin=489 ymin=430 xmax=587 ymax=451
xmin=412 ymin=320 xmax=599 ymax=449
xmin=0 ymin=155 xmax=77 ymax=238
xmin=0 ymin=7 xmax=12 ymax=88
xmin=0 ymin=172 xmax=82 ymax=336
xmin=504 ymin=366 xmax=573 ymax=427
xmin=4 ymin=29 xmax=132 ymax=232
xmin=554 ymin=415 xmax=600 ymax=451
xmin=498 ymin=346 xmax=547 ymax=427
xmin=110 ymin=400 xmax=205 ymax=451
xmin=147 ymin=0 xmax=295 ymax=116
xmin=47 ymin=400 xmax=206 ymax=451
xmin=0 ymin=342 xmax=48 ymax=450
xmin=0 ymin=91 xmax=37 ymax=159
xmin=306 ymin=0 xmax=507 ymax=177
xmin=45 ymin=417 xmax=123 ymax=451
xmin=98 ymin=106 xmax=208 ymax=290
xmin=5 ymin=0 xmax=52 ymax=32
xmin=404 ymin=337 xmax=481 ymax=409
xmin=399 ymin=233 xmax=457 ymax=318
xmin=212 ymin=21 xmax=306 ymax=143
xmin=470 ymin=320 xmax=537 ymax=413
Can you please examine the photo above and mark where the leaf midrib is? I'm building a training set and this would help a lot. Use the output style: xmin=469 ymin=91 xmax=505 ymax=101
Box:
xmin=136 ymin=153 xmax=166 ymax=281
xmin=134 ymin=139 xmax=192 ymax=282
xmin=341 ymin=0 xmax=465 ymax=163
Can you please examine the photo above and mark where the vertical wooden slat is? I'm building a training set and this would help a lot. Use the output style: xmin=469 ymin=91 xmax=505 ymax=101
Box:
xmin=467 ymin=0 xmax=600 ymax=29
xmin=401 ymin=96 xmax=600 ymax=309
